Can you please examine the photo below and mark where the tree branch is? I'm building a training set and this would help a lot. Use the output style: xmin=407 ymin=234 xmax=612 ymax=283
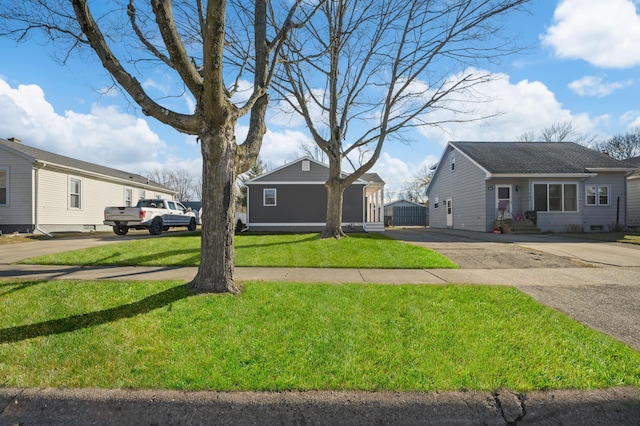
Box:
xmin=71 ymin=0 xmax=199 ymax=134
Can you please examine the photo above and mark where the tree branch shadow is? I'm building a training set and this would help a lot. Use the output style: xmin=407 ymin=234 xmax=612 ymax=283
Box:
xmin=0 ymin=284 xmax=190 ymax=344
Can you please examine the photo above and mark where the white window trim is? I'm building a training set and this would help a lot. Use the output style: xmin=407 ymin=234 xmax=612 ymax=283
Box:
xmin=532 ymin=181 xmax=579 ymax=213
xmin=0 ymin=167 xmax=8 ymax=206
xmin=263 ymin=188 xmax=277 ymax=206
xmin=69 ymin=176 xmax=82 ymax=210
xmin=125 ymin=187 xmax=134 ymax=207
xmin=585 ymin=184 xmax=610 ymax=206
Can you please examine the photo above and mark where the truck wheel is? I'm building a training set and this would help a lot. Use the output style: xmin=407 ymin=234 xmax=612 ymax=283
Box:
xmin=187 ymin=217 xmax=197 ymax=232
xmin=149 ymin=218 xmax=163 ymax=235
xmin=113 ymin=225 xmax=129 ymax=235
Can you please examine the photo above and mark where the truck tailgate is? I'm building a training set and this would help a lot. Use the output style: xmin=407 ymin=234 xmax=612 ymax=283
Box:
xmin=104 ymin=207 xmax=142 ymax=222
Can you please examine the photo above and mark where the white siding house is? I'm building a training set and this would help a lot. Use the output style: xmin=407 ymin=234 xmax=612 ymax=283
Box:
xmin=0 ymin=137 xmax=176 ymax=234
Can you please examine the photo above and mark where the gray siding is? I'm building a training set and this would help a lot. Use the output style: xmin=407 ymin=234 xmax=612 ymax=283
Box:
xmin=247 ymin=183 xmax=364 ymax=227
xmin=579 ymin=173 xmax=627 ymax=232
xmin=251 ymin=159 xmax=331 ymax=183
xmin=628 ymin=177 xmax=640 ymax=228
xmin=427 ymin=146 xmax=488 ymax=232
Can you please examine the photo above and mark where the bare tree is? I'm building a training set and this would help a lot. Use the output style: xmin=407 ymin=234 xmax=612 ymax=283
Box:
xmin=149 ymin=168 xmax=196 ymax=202
xmin=597 ymin=129 xmax=640 ymax=160
xmin=1 ymin=0 xmax=316 ymax=293
xmin=517 ymin=121 xmax=599 ymax=145
xmin=274 ymin=0 xmax=530 ymax=238
xmin=401 ymin=164 xmax=433 ymax=204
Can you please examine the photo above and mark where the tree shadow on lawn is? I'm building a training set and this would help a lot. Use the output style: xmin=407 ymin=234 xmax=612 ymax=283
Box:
xmin=0 ymin=279 xmax=49 ymax=297
xmin=0 ymin=284 xmax=190 ymax=344
xmin=84 ymin=249 xmax=200 ymax=267
xmin=236 ymin=233 xmax=320 ymax=250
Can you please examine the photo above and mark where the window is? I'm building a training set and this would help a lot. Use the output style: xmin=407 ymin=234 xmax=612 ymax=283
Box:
xmin=302 ymin=160 xmax=310 ymax=171
xmin=0 ymin=169 xmax=7 ymax=205
xmin=69 ymin=178 xmax=81 ymax=209
xmin=263 ymin=188 xmax=277 ymax=206
xmin=125 ymin=188 xmax=133 ymax=207
xmin=433 ymin=196 xmax=439 ymax=209
xmin=533 ymin=183 xmax=577 ymax=212
xmin=450 ymin=153 xmax=455 ymax=172
xmin=139 ymin=190 xmax=146 ymax=200
xmin=586 ymin=185 xmax=610 ymax=206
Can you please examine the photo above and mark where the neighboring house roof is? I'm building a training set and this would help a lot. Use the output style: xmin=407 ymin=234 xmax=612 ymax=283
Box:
xmin=0 ymin=138 xmax=174 ymax=193
xmin=449 ymin=141 xmax=636 ymax=175
xmin=385 ymin=199 xmax=425 ymax=208
xmin=246 ymin=156 xmax=385 ymax=185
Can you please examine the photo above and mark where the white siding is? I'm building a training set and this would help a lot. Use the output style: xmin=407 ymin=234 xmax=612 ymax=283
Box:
xmin=0 ymin=150 xmax=34 ymax=228
xmin=36 ymin=167 xmax=174 ymax=233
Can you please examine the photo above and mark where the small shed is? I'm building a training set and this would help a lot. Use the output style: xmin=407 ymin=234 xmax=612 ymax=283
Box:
xmin=384 ymin=199 xmax=428 ymax=226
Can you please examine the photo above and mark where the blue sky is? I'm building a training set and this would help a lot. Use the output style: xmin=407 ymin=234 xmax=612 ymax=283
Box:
xmin=1 ymin=0 xmax=640 ymax=198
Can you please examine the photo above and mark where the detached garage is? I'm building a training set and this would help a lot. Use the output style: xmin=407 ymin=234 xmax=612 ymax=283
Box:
xmin=384 ymin=199 xmax=428 ymax=227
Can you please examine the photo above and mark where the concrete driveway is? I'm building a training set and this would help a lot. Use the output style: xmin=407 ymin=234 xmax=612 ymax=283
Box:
xmin=386 ymin=227 xmax=640 ymax=352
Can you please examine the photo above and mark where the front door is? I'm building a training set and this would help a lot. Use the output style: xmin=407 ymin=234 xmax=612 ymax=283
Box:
xmin=446 ymin=198 xmax=453 ymax=227
xmin=496 ymin=185 xmax=512 ymax=220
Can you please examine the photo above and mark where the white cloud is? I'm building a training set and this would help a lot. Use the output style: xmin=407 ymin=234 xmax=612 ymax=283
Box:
xmin=541 ymin=0 xmax=640 ymax=68
xmin=368 ymin=152 xmax=439 ymax=198
xmin=0 ymin=78 xmax=167 ymax=169
xmin=415 ymin=69 xmax=602 ymax=144
xmin=568 ymin=76 xmax=633 ymax=97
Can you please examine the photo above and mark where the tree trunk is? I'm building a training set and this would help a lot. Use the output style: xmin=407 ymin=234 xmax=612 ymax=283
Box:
xmin=322 ymin=176 xmax=347 ymax=239
xmin=187 ymin=124 xmax=240 ymax=295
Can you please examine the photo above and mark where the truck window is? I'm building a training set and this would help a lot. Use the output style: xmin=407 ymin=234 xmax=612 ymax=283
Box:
xmin=167 ymin=201 xmax=176 ymax=210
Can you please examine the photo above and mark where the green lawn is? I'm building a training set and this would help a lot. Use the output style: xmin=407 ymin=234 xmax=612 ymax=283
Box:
xmin=1 ymin=279 xmax=639 ymax=392
xmin=19 ymin=233 xmax=458 ymax=269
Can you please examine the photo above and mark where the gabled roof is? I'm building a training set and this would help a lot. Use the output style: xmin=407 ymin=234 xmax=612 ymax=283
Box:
xmin=385 ymin=199 xmax=426 ymax=208
xmin=450 ymin=141 xmax=635 ymax=175
xmin=246 ymin=156 xmax=385 ymax=184
xmin=0 ymin=138 xmax=173 ymax=192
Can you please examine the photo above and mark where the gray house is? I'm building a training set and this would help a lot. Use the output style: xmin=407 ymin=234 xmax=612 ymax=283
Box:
xmin=627 ymin=156 xmax=640 ymax=230
xmin=426 ymin=142 xmax=636 ymax=233
xmin=0 ymin=137 xmax=176 ymax=234
xmin=245 ymin=157 xmax=385 ymax=232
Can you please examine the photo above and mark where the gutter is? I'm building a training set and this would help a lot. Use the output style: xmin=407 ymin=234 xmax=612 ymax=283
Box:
xmin=34 ymin=161 xmax=52 ymax=237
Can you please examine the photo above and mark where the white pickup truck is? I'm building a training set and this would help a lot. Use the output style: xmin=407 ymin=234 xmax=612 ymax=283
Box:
xmin=104 ymin=199 xmax=198 ymax=235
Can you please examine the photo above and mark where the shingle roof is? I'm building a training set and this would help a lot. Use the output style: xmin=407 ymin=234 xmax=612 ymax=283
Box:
xmin=0 ymin=138 xmax=171 ymax=191
xmin=450 ymin=141 xmax=633 ymax=174
xmin=361 ymin=172 xmax=385 ymax=184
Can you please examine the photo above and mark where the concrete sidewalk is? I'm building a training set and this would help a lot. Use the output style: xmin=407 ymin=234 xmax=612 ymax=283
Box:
xmin=2 ymin=262 xmax=640 ymax=287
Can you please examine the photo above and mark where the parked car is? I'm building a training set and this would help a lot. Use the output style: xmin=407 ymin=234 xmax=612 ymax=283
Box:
xmin=104 ymin=199 xmax=198 ymax=235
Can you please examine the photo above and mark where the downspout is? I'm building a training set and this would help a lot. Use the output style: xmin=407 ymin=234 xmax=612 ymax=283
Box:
xmin=34 ymin=162 xmax=52 ymax=237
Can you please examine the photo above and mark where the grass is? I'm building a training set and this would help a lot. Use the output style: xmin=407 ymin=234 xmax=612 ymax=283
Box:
xmin=19 ymin=232 xmax=458 ymax=269
xmin=1 ymin=279 xmax=639 ymax=391
xmin=564 ymin=232 xmax=640 ymax=245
